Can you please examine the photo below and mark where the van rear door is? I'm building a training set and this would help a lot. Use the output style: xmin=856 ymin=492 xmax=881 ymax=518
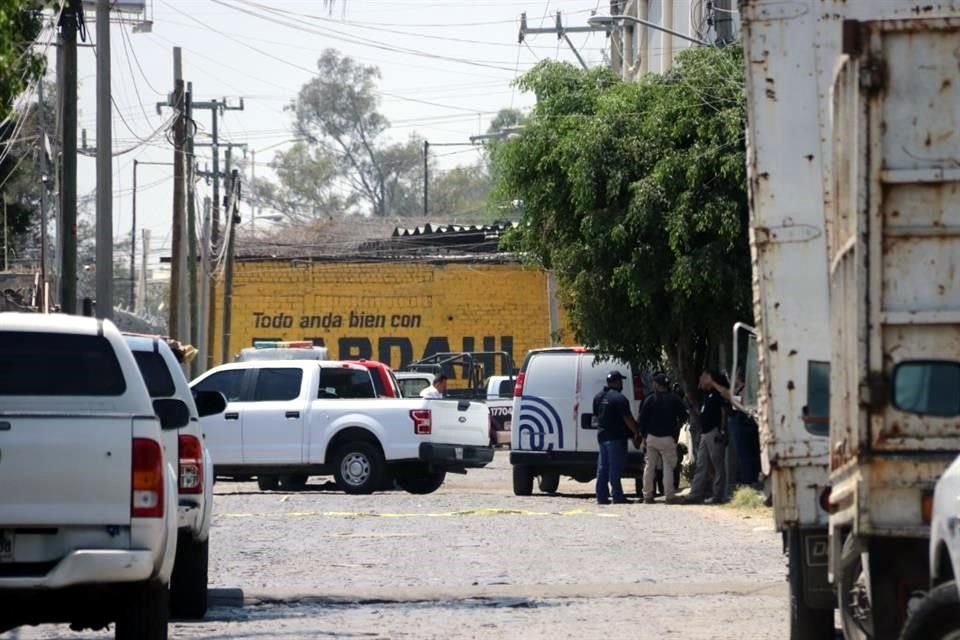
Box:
xmin=0 ymin=331 xmax=132 ymax=526
xmin=512 ymin=350 xmax=578 ymax=452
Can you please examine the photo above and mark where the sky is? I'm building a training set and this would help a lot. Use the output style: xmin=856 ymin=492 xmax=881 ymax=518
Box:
xmin=36 ymin=0 xmax=615 ymax=269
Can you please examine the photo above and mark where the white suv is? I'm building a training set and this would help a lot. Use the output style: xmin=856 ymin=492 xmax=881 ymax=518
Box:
xmin=125 ymin=334 xmax=224 ymax=619
xmin=0 ymin=314 xmax=179 ymax=639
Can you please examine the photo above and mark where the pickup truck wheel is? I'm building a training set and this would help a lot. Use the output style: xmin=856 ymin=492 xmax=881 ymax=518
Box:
xmin=334 ymin=442 xmax=385 ymax=494
xmin=900 ymin=581 xmax=960 ymax=640
xmin=397 ymin=469 xmax=446 ymax=494
xmin=170 ymin=535 xmax=209 ymax=620
xmin=538 ymin=472 xmax=560 ymax=494
xmin=512 ymin=465 xmax=534 ymax=496
xmin=257 ymin=475 xmax=280 ymax=491
xmin=115 ymin=580 xmax=168 ymax=640
xmin=838 ymin=534 xmax=872 ymax=640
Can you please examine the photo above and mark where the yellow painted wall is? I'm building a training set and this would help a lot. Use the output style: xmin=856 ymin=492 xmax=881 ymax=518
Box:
xmin=211 ymin=260 xmax=569 ymax=380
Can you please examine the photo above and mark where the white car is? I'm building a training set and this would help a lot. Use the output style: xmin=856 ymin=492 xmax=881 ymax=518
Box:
xmin=125 ymin=334 xmax=225 ymax=619
xmin=900 ymin=452 xmax=960 ymax=640
xmin=191 ymin=360 xmax=493 ymax=494
xmin=0 ymin=314 xmax=179 ymax=639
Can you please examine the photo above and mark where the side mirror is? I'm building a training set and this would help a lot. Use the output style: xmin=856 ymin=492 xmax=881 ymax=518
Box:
xmin=194 ymin=390 xmax=228 ymax=417
xmin=153 ymin=398 xmax=191 ymax=430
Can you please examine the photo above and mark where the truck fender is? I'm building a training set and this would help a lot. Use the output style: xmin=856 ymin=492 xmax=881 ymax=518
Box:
xmin=196 ymin=446 xmax=215 ymax=543
xmin=321 ymin=416 xmax=388 ymax=464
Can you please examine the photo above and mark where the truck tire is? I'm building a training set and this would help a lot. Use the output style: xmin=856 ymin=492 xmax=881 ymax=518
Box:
xmin=257 ymin=475 xmax=280 ymax=491
xmin=787 ymin=528 xmax=834 ymax=640
xmin=333 ymin=442 xmax=385 ymax=495
xmin=115 ymin=580 xmax=168 ymax=640
xmin=280 ymin=474 xmax=308 ymax=491
xmin=397 ymin=469 xmax=446 ymax=495
xmin=538 ymin=472 xmax=560 ymax=494
xmin=838 ymin=534 xmax=872 ymax=640
xmin=170 ymin=536 xmax=209 ymax=620
xmin=899 ymin=581 xmax=960 ymax=640
xmin=512 ymin=465 xmax=533 ymax=496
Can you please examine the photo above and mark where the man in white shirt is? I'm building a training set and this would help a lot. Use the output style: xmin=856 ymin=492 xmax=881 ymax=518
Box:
xmin=419 ymin=374 xmax=448 ymax=399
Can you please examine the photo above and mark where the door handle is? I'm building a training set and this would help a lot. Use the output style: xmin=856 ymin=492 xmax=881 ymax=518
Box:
xmin=285 ymin=411 xmax=300 ymax=419
xmin=225 ymin=412 xmax=240 ymax=421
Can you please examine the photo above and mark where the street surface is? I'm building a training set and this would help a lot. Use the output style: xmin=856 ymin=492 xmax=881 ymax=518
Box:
xmin=4 ymin=452 xmax=788 ymax=639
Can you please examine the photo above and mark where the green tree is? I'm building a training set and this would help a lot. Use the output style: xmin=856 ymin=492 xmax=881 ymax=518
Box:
xmin=491 ymin=46 xmax=750 ymax=391
xmin=0 ymin=1 xmax=48 ymax=254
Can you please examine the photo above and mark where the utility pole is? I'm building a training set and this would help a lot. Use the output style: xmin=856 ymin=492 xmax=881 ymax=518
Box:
xmin=518 ymin=11 xmax=597 ymax=70
xmin=169 ymin=48 xmax=186 ymax=340
xmin=58 ymin=0 xmax=80 ymax=314
xmin=249 ymin=148 xmax=256 ymax=235
xmin=197 ymin=197 xmax=211 ymax=376
xmin=95 ymin=0 xmax=112 ymax=320
xmin=138 ymin=228 xmax=150 ymax=315
xmin=37 ymin=82 xmax=50 ymax=311
xmin=130 ymin=160 xmax=173 ymax=312
xmin=220 ymin=170 xmax=240 ymax=364
xmin=423 ymin=140 xmax=429 ymax=216
xmin=186 ymin=82 xmax=198 ymax=358
xmin=187 ymin=96 xmax=243 ymax=368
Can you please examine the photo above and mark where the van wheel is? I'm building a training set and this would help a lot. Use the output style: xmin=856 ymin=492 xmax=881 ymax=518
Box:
xmin=397 ymin=468 xmax=446 ymax=494
xmin=280 ymin=474 xmax=308 ymax=491
xmin=538 ymin=472 xmax=560 ymax=494
xmin=333 ymin=442 xmax=385 ymax=495
xmin=115 ymin=580 xmax=168 ymax=640
xmin=900 ymin=581 xmax=960 ymax=640
xmin=257 ymin=475 xmax=280 ymax=491
xmin=170 ymin=536 xmax=209 ymax=620
xmin=513 ymin=465 xmax=533 ymax=496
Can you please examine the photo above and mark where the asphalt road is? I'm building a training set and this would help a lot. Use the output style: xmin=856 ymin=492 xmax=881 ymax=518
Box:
xmin=4 ymin=452 xmax=789 ymax=639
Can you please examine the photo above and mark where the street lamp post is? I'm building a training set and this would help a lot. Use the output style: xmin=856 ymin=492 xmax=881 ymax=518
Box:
xmin=587 ymin=13 xmax=710 ymax=47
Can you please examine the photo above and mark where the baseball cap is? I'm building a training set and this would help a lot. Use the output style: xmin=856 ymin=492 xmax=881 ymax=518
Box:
xmin=606 ymin=371 xmax=627 ymax=383
xmin=652 ymin=372 xmax=669 ymax=385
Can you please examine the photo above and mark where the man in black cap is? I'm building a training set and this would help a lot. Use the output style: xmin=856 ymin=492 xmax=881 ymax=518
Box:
xmin=593 ymin=371 xmax=641 ymax=505
xmin=638 ymin=372 xmax=688 ymax=504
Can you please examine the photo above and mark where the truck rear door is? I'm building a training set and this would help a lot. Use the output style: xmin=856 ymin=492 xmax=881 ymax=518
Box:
xmin=512 ymin=351 xmax=578 ymax=452
xmin=0 ymin=331 xmax=132 ymax=526
xmin=427 ymin=400 xmax=490 ymax=447
xmin=242 ymin=366 xmax=306 ymax=464
xmin=844 ymin=17 xmax=960 ymax=452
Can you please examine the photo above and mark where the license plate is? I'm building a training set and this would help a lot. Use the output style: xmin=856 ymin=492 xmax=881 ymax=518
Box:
xmin=455 ymin=447 xmax=464 ymax=460
xmin=0 ymin=530 xmax=14 ymax=562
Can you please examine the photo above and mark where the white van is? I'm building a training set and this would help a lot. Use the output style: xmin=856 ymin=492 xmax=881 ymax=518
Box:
xmin=509 ymin=347 xmax=647 ymax=495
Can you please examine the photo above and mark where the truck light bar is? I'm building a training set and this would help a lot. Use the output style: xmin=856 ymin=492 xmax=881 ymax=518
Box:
xmin=253 ymin=340 xmax=314 ymax=350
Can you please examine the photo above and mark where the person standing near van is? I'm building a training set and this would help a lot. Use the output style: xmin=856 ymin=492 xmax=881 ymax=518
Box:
xmin=594 ymin=371 xmax=641 ymax=505
xmin=638 ymin=372 xmax=688 ymax=504
xmin=686 ymin=369 xmax=729 ymax=504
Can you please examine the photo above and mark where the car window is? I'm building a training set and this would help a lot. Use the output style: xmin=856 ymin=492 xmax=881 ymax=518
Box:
xmin=254 ymin=368 xmax=303 ymax=402
xmin=388 ymin=370 xmax=402 ymax=397
xmin=497 ymin=379 xmax=514 ymax=398
xmin=368 ymin=368 xmax=386 ymax=397
xmin=398 ymin=378 xmax=429 ymax=398
xmin=193 ymin=370 xmax=246 ymax=402
xmin=133 ymin=350 xmax=176 ymax=398
xmin=0 ymin=331 xmax=126 ymax=396
xmin=318 ymin=368 xmax=375 ymax=399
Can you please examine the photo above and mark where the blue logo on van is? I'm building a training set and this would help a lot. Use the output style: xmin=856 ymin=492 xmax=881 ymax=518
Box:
xmin=517 ymin=395 xmax=564 ymax=451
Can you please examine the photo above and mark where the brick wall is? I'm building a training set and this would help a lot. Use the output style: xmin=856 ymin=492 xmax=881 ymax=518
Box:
xmin=211 ymin=260 xmax=570 ymax=379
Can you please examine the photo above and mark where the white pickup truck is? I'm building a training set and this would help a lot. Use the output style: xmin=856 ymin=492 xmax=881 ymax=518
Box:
xmin=191 ymin=360 xmax=494 ymax=494
xmin=0 ymin=314 xmax=179 ymax=639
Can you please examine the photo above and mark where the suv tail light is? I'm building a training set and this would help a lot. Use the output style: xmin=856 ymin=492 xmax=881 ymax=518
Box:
xmin=132 ymin=438 xmax=164 ymax=518
xmin=513 ymin=372 xmax=526 ymax=397
xmin=633 ymin=372 xmax=645 ymax=401
xmin=178 ymin=434 xmax=204 ymax=495
xmin=410 ymin=409 xmax=432 ymax=435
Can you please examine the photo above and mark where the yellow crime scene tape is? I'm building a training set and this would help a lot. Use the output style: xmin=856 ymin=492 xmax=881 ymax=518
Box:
xmin=218 ymin=507 xmax=620 ymax=519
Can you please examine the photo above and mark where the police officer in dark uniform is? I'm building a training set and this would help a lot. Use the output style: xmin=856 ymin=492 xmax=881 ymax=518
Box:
xmin=593 ymin=371 xmax=641 ymax=505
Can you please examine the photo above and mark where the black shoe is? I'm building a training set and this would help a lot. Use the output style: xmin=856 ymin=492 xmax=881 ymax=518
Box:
xmin=684 ymin=496 xmax=704 ymax=504
xmin=612 ymin=498 xmax=633 ymax=504
xmin=597 ymin=499 xmax=611 ymax=505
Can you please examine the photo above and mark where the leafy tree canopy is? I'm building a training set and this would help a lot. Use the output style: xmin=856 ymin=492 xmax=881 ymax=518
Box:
xmin=491 ymin=46 xmax=751 ymax=390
